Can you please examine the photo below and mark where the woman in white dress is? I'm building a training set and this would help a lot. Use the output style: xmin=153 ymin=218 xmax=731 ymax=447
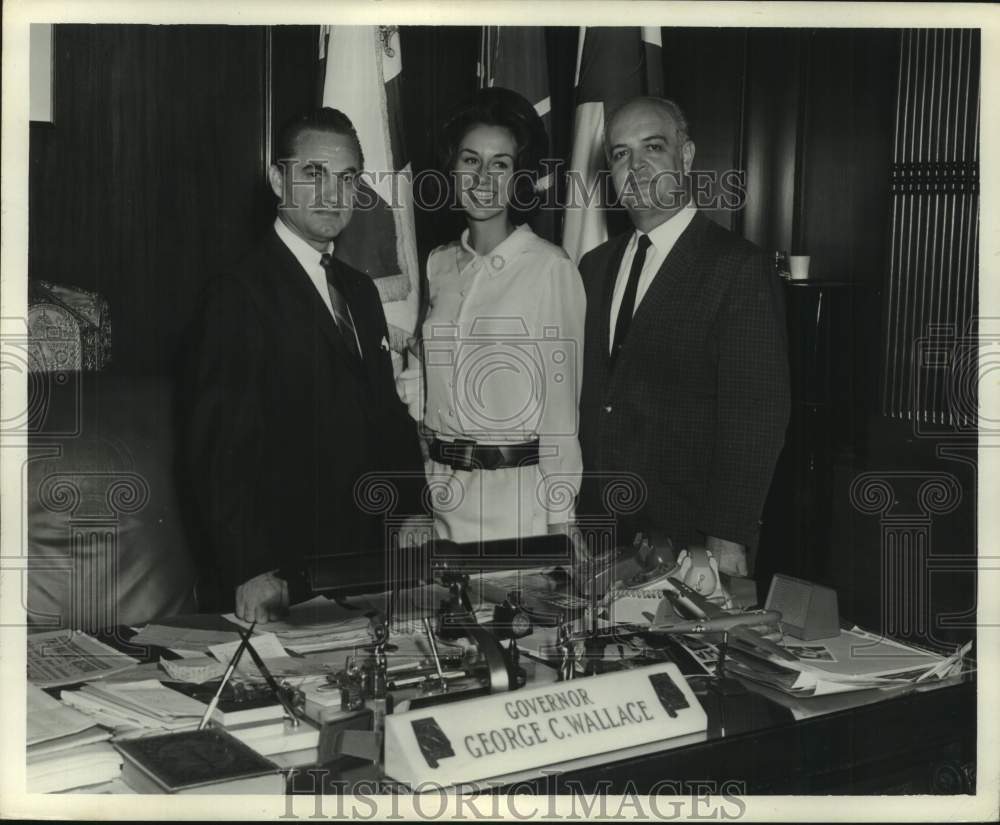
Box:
xmin=398 ymin=88 xmax=586 ymax=544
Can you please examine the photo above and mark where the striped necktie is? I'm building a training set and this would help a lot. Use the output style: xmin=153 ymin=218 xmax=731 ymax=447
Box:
xmin=320 ymin=253 xmax=362 ymax=360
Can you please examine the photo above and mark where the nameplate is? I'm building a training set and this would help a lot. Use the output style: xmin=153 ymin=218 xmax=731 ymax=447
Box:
xmin=383 ymin=662 xmax=707 ymax=789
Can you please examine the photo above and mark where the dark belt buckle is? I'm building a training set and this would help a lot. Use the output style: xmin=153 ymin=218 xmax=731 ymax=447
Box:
xmin=447 ymin=439 xmax=477 ymax=472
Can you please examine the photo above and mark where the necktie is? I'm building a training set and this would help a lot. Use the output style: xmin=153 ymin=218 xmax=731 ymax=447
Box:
xmin=320 ymin=253 xmax=362 ymax=360
xmin=611 ymin=233 xmax=653 ymax=361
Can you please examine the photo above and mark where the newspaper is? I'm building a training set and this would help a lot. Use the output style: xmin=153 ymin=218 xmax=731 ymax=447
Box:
xmin=27 ymin=630 xmax=140 ymax=688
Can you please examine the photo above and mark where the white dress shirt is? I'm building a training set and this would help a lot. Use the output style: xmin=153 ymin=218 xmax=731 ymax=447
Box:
xmin=273 ymin=217 xmax=335 ymax=319
xmin=396 ymin=223 xmax=586 ymax=542
xmin=608 ymin=203 xmax=698 ymax=353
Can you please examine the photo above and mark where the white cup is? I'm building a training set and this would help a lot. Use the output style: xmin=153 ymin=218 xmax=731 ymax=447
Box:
xmin=789 ymin=255 xmax=811 ymax=280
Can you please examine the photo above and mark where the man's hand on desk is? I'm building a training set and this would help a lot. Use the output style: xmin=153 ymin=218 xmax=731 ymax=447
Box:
xmin=705 ymin=535 xmax=748 ymax=577
xmin=235 ymin=571 xmax=289 ymax=622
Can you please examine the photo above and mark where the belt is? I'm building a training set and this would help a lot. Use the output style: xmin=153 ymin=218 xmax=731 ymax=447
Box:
xmin=429 ymin=437 xmax=540 ymax=472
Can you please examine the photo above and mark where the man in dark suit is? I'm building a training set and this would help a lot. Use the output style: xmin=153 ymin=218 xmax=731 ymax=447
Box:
xmin=578 ymin=97 xmax=790 ymax=577
xmin=179 ymin=108 xmax=426 ymax=620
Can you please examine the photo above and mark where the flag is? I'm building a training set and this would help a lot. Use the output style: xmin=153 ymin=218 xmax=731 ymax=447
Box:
xmin=321 ymin=26 xmax=420 ymax=371
xmin=480 ymin=26 xmax=558 ymax=243
xmin=562 ymin=27 xmax=663 ymax=264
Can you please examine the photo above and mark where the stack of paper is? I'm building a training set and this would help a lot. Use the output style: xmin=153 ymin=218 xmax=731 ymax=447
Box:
xmin=28 ymin=629 xmax=140 ymax=688
xmin=207 ymin=632 xmax=293 ymax=674
xmin=227 ymin=718 xmax=321 ymax=761
xmin=27 ymin=684 xmax=119 ymax=792
xmin=724 ymin=626 xmax=966 ymax=697
xmin=60 ymin=679 xmax=207 ymax=735
xmin=225 ymin=598 xmax=373 ymax=654
xmin=28 ymin=686 xmax=111 ymax=753
xmin=28 ymin=742 xmax=124 ymax=794
xmin=129 ymin=625 xmax=243 ymax=655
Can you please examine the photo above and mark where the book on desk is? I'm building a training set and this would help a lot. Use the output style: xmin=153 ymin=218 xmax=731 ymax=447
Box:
xmin=114 ymin=728 xmax=285 ymax=794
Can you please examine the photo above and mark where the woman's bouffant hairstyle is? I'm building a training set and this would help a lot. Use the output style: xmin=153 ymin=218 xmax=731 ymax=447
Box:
xmin=438 ymin=87 xmax=550 ymax=222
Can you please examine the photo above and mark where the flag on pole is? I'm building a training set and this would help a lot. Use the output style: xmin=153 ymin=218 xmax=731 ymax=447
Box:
xmin=562 ymin=27 xmax=663 ymax=264
xmin=480 ymin=26 xmax=558 ymax=243
xmin=321 ymin=26 xmax=420 ymax=370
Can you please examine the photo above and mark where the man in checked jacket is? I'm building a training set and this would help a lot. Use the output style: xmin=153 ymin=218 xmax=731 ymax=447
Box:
xmin=577 ymin=97 xmax=790 ymax=577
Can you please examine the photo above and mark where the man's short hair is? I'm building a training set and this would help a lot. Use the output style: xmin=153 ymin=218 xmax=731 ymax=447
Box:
xmin=274 ymin=107 xmax=365 ymax=169
xmin=604 ymin=96 xmax=692 ymax=159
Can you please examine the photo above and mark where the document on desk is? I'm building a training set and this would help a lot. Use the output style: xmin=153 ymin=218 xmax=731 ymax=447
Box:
xmin=208 ymin=632 xmax=290 ymax=677
xmin=82 ymin=679 xmax=208 ymax=718
xmin=224 ymin=595 xmax=369 ymax=633
xmin=130 ymin=624 xmax=244 ymax=653
xmin=725 ymin=625 xmax=953 ymax=698
xmin=27 ymin=683 xmax=99 ymax=746
xmin=782 ymin=627 xmax=943 ymax=680
xmin=224 ymin=596 xmax=374 ymax=653
xmin=28 ymin=741 xmax=123 ymax=794
xmin=60 ymin=679 xmax=207 ymax=736
xmin=27 ymin=629 xmax=140 ymax=688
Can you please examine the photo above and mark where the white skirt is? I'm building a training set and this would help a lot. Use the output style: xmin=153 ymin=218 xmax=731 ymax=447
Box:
xmin=425 ymin=459 xmax=555 ymax=544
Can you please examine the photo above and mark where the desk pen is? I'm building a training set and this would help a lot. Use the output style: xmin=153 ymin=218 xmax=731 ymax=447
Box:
xmin=197 ymin=620 xmax=256 ymax=730
xmin=241 ymin=631 xmax=301 ymax=725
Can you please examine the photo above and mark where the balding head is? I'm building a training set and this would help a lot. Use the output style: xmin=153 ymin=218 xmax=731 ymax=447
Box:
xmin=605 ymin=97 xmax=691 ymax=160
xmin=604 ymin=96 xmax=696 ymax=231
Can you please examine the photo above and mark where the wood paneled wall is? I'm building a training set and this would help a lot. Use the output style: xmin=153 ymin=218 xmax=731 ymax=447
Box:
xmin=29 ymin=25 xmax=317 ymax=375
xmin=661 ymin=28 xmax=899 ymax=444
xmin=31 ymin=25 xmax=899 ymax=409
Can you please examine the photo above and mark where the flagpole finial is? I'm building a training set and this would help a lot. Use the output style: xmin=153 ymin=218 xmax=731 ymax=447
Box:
xmin=378 ymin=25 xmax=399 ymax=58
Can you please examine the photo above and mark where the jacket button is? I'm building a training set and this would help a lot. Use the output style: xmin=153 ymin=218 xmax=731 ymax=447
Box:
xmin=604 ymin=405 xmax=613 ymax=413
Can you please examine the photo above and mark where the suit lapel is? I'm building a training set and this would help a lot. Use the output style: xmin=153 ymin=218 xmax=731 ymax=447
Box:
xmin=264 ymin=232 xmax=366 ymax=379
xmin=621 ymin=212 xmax=708 ymax=350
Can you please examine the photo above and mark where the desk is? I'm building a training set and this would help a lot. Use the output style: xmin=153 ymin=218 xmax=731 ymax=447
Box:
xmin=90 ymin=615 xmax=976 ymax=796
xmin=283 ymin=676 xmax=973 ymax=796
xmin=508 ymin=678 xmax=975 ymax=794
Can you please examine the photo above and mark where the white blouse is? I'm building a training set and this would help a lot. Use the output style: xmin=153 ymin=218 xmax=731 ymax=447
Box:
xmin=397 ymin=224 xmax=586 ymax=542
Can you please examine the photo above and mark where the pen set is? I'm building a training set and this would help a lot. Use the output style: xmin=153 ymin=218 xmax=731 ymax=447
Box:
xmin=196 ymin=621 xmax=301 ymax=730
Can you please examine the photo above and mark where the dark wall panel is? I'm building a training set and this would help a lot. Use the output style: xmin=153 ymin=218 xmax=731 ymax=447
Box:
xmin=741 ymin=29 xmax=804 ymax=253
xmin=30 ymin=25 xmax=317 ymax=376
xmin=398 ymin=25 xmax=480 ymax=266
xmin=661 ymin=27 xmax=748 ymax=232
xmin=799 ymin=29 xmax=899 ymax=443
xmin=800 ymin=29 xmax=898 ymax=283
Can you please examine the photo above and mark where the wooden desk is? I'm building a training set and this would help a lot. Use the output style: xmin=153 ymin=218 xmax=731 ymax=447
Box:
xmin=95 ymin=616 xmax=976 ymax=796
xmin=507 ymin=677 xmax=975 ymax=794
xmin=285 ymin=673 xmax=975 ymax=796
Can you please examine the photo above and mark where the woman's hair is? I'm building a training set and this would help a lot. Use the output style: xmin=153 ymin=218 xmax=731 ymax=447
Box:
xmin=438 ymin=87 xmax=549 ymax=221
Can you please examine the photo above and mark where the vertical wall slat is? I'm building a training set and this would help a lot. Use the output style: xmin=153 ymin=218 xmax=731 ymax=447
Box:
xmin=881 ymin=28 xmax=979 ymax=424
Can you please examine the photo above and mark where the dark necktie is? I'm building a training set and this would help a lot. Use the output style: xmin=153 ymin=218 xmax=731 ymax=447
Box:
xmin=611 ymin=233 xmax=653 ymax=361
xmin=320 ymin=253 xmax=362 ymax=360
